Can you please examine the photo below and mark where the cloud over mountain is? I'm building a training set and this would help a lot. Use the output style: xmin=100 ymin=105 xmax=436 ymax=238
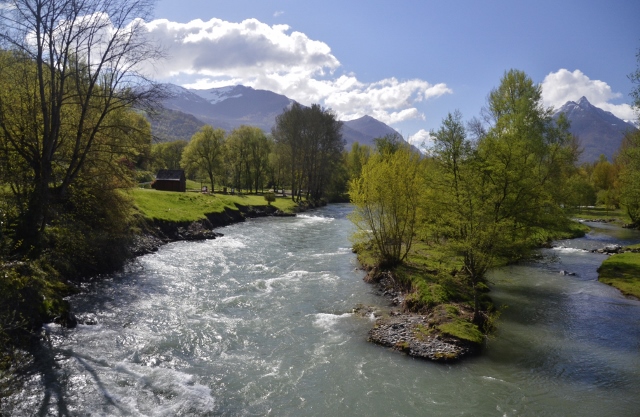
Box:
xmin=141 ymin=17 xmax=451 ymax=126
xmin=407 ymin=129 xmax=435 ymax=153
xmin=541 ymin=69 xmax=635 ymax=121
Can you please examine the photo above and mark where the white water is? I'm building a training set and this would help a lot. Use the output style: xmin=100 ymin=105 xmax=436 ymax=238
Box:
xmin=4 ymin=206 xmax=640 ymax=416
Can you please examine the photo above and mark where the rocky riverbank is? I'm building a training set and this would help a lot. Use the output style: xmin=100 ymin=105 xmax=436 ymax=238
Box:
xmin=356 ymin=266 xmax=482 ymax=362
xmin=367 ymin=312 xmax=478 ymax=361
xmin=130 ymin=204 xmax=300 ymax=257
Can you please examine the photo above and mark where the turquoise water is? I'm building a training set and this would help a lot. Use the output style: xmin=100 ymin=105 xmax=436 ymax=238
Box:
xmin=4 ymin=207 xmax=640 ymax=416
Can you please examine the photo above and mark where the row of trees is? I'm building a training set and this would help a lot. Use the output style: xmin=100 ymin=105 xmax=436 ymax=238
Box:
xmin=150 ymin=103 xmax=346 ymax=202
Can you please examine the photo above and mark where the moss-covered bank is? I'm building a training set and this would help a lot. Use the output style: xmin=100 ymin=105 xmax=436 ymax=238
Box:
xmin=354 ymin=219 xmax=589 ymax=362
xmin=597 ymin=244 xmax=640 ymax=299
xmin=353 ymin=242 xmax=489 ymax=362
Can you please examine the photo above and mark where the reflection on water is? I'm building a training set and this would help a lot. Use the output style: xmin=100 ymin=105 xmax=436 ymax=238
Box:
xmin=3 ymin=208 xmax=640 ymax=416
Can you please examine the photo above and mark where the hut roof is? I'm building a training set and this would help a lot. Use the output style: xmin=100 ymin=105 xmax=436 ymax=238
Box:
xmin=155 ymin=169 xmax=184 ymax=181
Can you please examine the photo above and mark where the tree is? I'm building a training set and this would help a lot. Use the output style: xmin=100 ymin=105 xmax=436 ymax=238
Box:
xmin=592 ymin=155 xmax=616 ymax=192
xmin=430 ymin=71 xmax=577 ymax=322
xmin=616 ymin=130 xmax=640 ymax=225
xmin=430 ymin=111 xmax=499 ymax=321
xmin=181 ymin=126 xmax=225 ymax=191
xmin=273 ymin=103 xmax=345 ymax=202
xmin=247 ymin=130 xmax=272 ymax=193
xmin=346 ymin=142 xmax=371 ymax=180
xmin=349 ymin=146 xmax=425 ymax=266
xmin=620 ymin=48 xmax=640 ymax=226
xmin=224 ymin=125 xmax=270 ymax=193
xmin=630 ymin=46 xmax=640 ymax=110
xmin=0 ymin=0 xmax=162 ymax=251
xmin=150 ymin=140 xmax=188 ymax=172
xmin=374 ymin=133 xmax=404 ymax=155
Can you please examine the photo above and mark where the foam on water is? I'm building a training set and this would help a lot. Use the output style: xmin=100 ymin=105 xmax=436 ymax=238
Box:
xmin=296 ymin=214 xmax=334 ymax=223
xmin=5 ymin=204 xmax=640 ymax=417
xmin=552 ymin=246 xmax=589 ymax=253
xmin=312 ymin=312 xmax=353 ymax=332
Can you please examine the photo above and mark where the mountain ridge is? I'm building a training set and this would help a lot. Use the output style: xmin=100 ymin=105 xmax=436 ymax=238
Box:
xmin=149 ymin=83 xmax=403 ymax=148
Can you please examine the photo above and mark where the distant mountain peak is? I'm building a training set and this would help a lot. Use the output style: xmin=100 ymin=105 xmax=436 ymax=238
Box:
xmin=553 ymin=97 xmax=638 ymax=163
xmin=576 ymin=96 xmax=591 ymax=107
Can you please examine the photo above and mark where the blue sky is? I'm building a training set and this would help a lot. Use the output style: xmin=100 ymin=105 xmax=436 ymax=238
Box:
xmin=146 ymin=0 xmax=640 ymax=147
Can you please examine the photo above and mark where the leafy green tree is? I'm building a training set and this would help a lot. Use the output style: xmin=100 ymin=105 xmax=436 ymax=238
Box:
xmin=592 ymin=155 xmax=617 ymax=192
xmin=374 ymin=133 xmax=404 ymax=155
xmin=617 ymin=49 xmax=640 ymax=225
xmin=616 ymin=130 xmax=640 ymax=225
xmin=181 ymin=126 xmax=225 ymax=191
xmin=267 ymin=141 xmax=289 ymax=195
xmin=564 ymin=169 xmax=597 ymax=208
xmin=225 ymin=126 xmax=270 ymax=193
xmin=346 ymin=142 xmax=372 ymax=180
xmin=0 ymin=0 xmax=162 ymax=251
xmin=349 ymin=146 xmax=425 ymax=266
xmin=150 ymin=140 xmax=188 ymax=172
xmin=430 ymin=111 xmax=499 ymax=320
xmin=630 ymin=46 xmax=640 ymax=110
xmin=248 ymin=131 xmax=272 ymax=193
xmin=430 ymin=71 xmax=577 ymax=322
xmin=273 ymin=103 xmax=345 ymax=202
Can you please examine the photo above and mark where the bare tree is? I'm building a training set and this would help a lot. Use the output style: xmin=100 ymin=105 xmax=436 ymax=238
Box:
xmin=0 ymin=0 xmax=163 ymax=248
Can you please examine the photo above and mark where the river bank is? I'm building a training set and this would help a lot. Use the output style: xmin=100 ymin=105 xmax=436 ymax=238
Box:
xmin=352 ymin=219 xmax=593 ymax=362
xmin=351 ymin=260 xmax=484 ymax=362
xmin=3 ymin=205 xmax=640 ymax=416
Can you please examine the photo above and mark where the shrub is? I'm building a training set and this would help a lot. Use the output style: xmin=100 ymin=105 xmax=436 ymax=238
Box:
xmin=264 ymin=192 xmax=276 ymax=206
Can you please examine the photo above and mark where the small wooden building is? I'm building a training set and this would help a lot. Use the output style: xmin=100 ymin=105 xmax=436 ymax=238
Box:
xmin=152 ymin=169 xmax=186 ymax=192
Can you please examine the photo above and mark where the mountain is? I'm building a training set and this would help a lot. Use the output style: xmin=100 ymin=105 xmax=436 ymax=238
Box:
xmin=146 ymin=107 xmax=205 ymax=142
xmin=158 ymin=83 xmax=293 ymax=132
xmin=342 ymin=115 xmax=401 ymax=148
xmin=553 ymin=96 xmax=637 ymax=163
xmin=149 ymin=83 xmax=403 ymax=149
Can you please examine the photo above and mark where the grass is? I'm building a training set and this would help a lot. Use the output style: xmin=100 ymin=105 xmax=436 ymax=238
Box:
xmin=130 ymin=188 xmax=298 ymax=222
xmin=598 ymin=249 xmax=640 ymax=299
xmin=438 ymin=319 xmax=484 ymax=345
xmin=572 ymin=206 xmax=631 ymax=225
xmin=355 ymin=237 xmax=487 ymax=344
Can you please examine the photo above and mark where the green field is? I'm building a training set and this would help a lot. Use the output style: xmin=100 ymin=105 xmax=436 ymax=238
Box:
xmin=572 ymin=206 xmax=631 ymax=225
xmin=130 ymin=188 xmax=297 ymax=222
xmin=598 ymin=244 xmax=640 ymax=299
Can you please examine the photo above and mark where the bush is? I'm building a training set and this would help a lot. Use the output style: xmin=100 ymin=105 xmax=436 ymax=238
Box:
xmin=264 ymin=192 xmax=276 ymax=206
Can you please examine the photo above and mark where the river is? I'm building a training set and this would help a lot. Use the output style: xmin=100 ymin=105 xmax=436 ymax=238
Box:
xmin=3 ymin=204 xmax=640 ymax=416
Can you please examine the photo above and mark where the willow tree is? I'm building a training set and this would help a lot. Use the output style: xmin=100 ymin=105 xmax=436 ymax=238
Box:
xmin=0 ymin=0 xmax=162 ymax=252
xmin=349 ymin=145 xmax=425 ymax=266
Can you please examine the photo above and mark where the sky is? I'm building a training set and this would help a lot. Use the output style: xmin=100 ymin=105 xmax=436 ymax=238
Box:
xmin=144 ymin=0 xmax=640 ymax=149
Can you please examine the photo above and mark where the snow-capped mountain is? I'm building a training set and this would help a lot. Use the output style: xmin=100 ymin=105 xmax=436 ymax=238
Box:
xmin=149 ymin=83 xmax=403 ymax=148
xmin=553 ymin=96 xmax=637 ymax=163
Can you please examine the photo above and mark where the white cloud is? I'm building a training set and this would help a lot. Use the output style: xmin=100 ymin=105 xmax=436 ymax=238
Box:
xmin=141 ymin=17 xmax=451 ymax=125
xmin=407 ymin=129 xmax=435 ymax=153
xmin=541 ymin=69 xmax=636 ymax=121
xmin=273 ymin=11 xmax=284 ymax=17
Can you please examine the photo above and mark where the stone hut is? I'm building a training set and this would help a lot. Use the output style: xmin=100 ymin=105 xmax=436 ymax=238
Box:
xmin=152 ymin=169 xmax=186 ymax=192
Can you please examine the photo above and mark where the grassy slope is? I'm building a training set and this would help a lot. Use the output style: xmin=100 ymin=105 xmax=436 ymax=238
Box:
xmin=131 ymin=188 xmax=297 ymax=222
xmin=598 ymin=243 xmax=640 ymax=299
